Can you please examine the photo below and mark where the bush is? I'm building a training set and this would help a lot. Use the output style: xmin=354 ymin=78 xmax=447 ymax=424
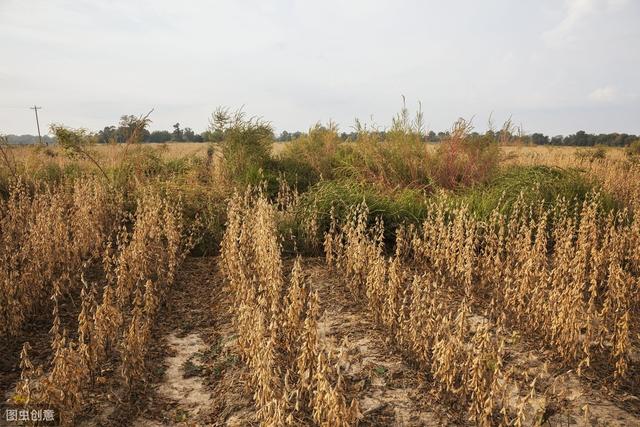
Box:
xmin=576 ymin=146 xmax=607 ymax=162
xmin=335 ymin=133 xmax=434 ymax=190
xmin=626 ymin=139 xmax=640 ymax=159
xmin=277 ymin=104 xmax=437 ymax=192
xmin=429 ymin=120 xmax=501 ymax=190
xmin=276 ymin=124 xmax=341 ymax=191
xmin=165 ymin=183 xmax=226 ymax=256
xmin=294 ymin=179 xmax=430 ymax=244
xmin=446 ymin=165 xmax=618 ymax=219
xmin=32 ymin=161 xmax=65 ymax=186
xmin=210 ymin=107 xmax=274 ymax=187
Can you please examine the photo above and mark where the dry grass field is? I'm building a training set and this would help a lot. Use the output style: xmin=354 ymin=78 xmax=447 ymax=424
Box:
xmin=1 ymin=121 xmax=640 ymax=426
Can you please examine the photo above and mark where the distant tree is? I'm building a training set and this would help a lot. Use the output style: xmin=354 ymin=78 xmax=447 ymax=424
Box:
xmin=183 ymin=127 xmax=203 ymax=142
xmin=183 ymin=127 xmax=193 ymax=141
xmin=574 ymin=130 xmax=588 ymax=146
xmin=97 ymin=126 xmax=117 ymax=144
xmin=148 ymin=130 xmax=172 ymax=143
xmin=115 ymin=113 xmax=152 ymax=144
xmin=530 ymin=133 xmax=549 ymax=145
xmin=172 ymin=123 xmax=183 ymax=142
xmin=620 ymin=134 xmax=636 ymax=147
xmin=6 ymin=134 xmax=55 ymax=145
xmin=278 ymin=130 xmax=292 ymax=142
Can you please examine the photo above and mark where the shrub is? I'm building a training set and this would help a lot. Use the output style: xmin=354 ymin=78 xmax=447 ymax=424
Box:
xmin=626 ymin=139 xmax=640 ymax=159
xmin=210 ymin=107 xmax=274 ymax=187
xmin=576 ymin=146 xmax=607 ymax=162
xmin=429 ymin=119 xmax=500 ymax=190
xmin=278 ymin=104 xmax=433 ymax=192
xmin=445 ymin=165 xmax=618 ymax=219
xmin=294 ymin=179 xmax=429 ymax=245
xmin=276 ymin=124 xmax=341 ymax=191
xmin=333 ymin=102 xmax=431 ymax=189
xmin=50 ymin=125 xmax=109 ymax=181
xmin=335 ymin=132 xmax=434 ymax=190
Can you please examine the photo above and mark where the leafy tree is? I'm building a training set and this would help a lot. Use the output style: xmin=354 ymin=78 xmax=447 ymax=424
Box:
xmin=530 ymin=133 xmax=549 ymax=145
xmin=551 ymin=135 xmax=564 ymax=145
xmin=118 ymin=115 xmax=150 ymax=143
xmin=148 ymin=130 xmax=172 ymax=143
xmin=97 ymin=126 xmax=117 ymax=144
xmin=172 ymin=123 xmax=183 ymax=142
xmin=278 ymin=130 xmax=292 ymax=142
xmin=183 ymin=127 xmax=203 ymax=142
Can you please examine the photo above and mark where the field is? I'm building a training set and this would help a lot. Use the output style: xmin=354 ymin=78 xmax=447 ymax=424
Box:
xmin=1 ymin=119 xmax=640 ymax=427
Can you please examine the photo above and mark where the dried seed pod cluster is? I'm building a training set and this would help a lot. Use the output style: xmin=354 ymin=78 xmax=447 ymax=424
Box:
xmin=0 ymin=178 xmax=122 ymax=337
xmin=325 ymin=191 xmax=640 ymax=423
xmin=13 ymin=189 xmax=191 ymax=425
xmin=326 ymin=204 xmax=514 ymax=426
xmin=412 ymin=194 xmax=640 ymax=383
xmin=220 ymin=191 xmax=359 ymax=426
xmin=471 ymin=194 xmax=639 ymax=382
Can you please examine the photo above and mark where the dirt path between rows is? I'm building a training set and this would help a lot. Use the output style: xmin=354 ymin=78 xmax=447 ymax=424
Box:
xmin=500 ymin=337 xmax=640 ymax=426
xmin=130 ymin=257 xmax=262 ymax=426
xmin=80 ymin=257 xmax=226 ymax=426
xmin=303 ymin=258 xmax=456 ymax=426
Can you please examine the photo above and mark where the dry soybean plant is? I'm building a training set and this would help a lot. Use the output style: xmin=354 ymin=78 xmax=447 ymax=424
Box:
xmin=0 ymin=178 xmax=122 ymax=337
xmin=325 ymin=204 xmax=519 ymax=426
xmin=13 ymin=189 xmax=192 ymax=425
xmin=398 ymin=193 xmax=638 ymax=383
xmin=324 ymin=191 xmax=639 ymax=424
xmin=472 ymin=194 xmax=639 ymax=382
xmin=220 ymin=190 xmax=359 ymax=426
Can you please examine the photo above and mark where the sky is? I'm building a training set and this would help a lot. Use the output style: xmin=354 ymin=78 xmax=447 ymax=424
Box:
xmin=1 ymin=0 xmax=639 ymax=136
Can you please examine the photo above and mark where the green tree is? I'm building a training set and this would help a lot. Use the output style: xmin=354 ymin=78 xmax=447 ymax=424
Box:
xmin=172 ymin=123 xmax=183 ymax=142
xmin=115 ymin=112 xmax=153 ymax=144
xmin=148 ymin=130 xmax=172 ymax=143
xmin=530 ymin=133 xmax=549 ymax=145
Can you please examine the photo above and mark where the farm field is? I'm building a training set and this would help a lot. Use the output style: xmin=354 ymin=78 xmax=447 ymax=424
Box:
xmin=1 ymin=117 xmax=640 ymax=427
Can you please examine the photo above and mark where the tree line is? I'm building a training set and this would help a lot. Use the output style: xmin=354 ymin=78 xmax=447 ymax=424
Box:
xmin=275 ymin=129 xmax=639 ymax=147
xmin=96 ymin=115 xmax=640 ymax=147
xmin=97 ymin=115 xmax=205 ymax=143
xmin=5 ymin=113 xmax=639 ymax=147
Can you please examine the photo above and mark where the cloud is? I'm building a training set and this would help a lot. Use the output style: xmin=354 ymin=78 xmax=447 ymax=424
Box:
xmin=1 ymin=1 xmax=639 ymax=135
xmin=588 ymin=85 xmax=619 ymax=103
xmin=543 ymin=0 xmax=629 ymax=45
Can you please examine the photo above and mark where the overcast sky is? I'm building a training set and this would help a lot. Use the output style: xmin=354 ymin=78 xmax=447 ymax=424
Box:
xmin=1 ymin=0 xmax=639 ymax=136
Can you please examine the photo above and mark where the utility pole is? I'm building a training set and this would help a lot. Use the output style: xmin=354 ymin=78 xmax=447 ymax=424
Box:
xmin=30 ymin=105 xmax=45 ymax=145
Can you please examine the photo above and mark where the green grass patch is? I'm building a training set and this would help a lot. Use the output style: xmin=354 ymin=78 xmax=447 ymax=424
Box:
xmin=294 ymin=179 xmax=430 ymax=243
xmin=444 ymin=165 xmax=619 ymax=219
